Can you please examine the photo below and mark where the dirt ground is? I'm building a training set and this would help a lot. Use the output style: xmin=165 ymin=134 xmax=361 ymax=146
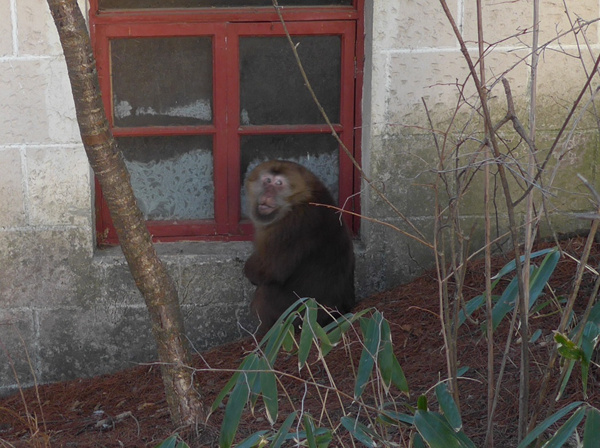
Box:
xmin=1 ymin=237 xmax=599 ymax=447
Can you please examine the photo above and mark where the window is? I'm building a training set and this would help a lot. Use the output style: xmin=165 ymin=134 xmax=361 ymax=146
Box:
xmin=90 ymin=0 xmax=363 ymax=244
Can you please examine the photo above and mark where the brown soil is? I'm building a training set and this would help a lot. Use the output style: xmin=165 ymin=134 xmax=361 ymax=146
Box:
xmin=1 ymin=237 xmax=599 ymax=447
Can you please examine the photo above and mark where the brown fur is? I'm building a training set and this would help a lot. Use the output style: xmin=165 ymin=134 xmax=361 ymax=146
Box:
xmin=244 ymin=160 xmax=355 ymax=334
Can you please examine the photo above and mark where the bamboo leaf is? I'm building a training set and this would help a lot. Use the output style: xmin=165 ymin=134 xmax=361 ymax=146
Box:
xmin=557 ymin=360 xmax=576 ymax=401
xmin=270 ymin=412 xmax=297 ymax=448
xmin=380 ymin=410 xmax=414 ymax=425
xmin=583 ymin=407 xmax=600 ymax=448
xmin=435 ymin=383 xmax=462 ymax=431
xmin=379 ymin=319 xmax=409 ymax=393
xmin=528 ymin=249 xmax=560 ymax=309
xmin=412 ymin=433 xmax=427 ymax=448
xmin=302 ymin=414 xmax=318 ymax=448
xmin=154 ymin=435 xmax=178 ymax=448
xmin=517 ymin=401 xmax=584 ymax=448
xmin=236 ymin=430 xmax=269 ymax=448
xmin=414 ymin=410 xmax=472 ymax=448
xmin=298 ymin=300 xmax=317 ymax=369
xmin=354 ymin=314 xmax=382 ymax=399
xmin=541 ymin=406 xmax=586 ymax=448
xmin=326 ymin=309 xmax=370 ymax=345
xmin=530 ymin=329 xmax=542 ymax=343
xmin=312 ymin=318 xmax=333 ymax=356
xmin=492 ymin=248 xmax=555 ymax=280
xmin=263 ymin=317 xmax=296 ymax=365
xmin=458 ymin=294 xmax=487 ymax=327
xmin=258 ymin=357 xmax=278 ymax=425
xmin=341 ymin=416 xmax=378 ymax=447
xmin=211 ymin=353 xmax=255 ymax=413
xmin=490 ymin=272 xmax=523 ymax=331
xmin=218 ymin=366 xmax=253 ymax=448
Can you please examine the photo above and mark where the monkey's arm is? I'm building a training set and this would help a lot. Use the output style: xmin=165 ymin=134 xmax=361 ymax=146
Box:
xmin=255 ymin=209 xmax=324 ymax=285
xmin=244 ymin=252 xmax=263 ymax=285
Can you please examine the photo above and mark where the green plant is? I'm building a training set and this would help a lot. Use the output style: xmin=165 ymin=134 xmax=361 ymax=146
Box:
xmin=211 ymin=298 xmax=409 ymax=447
xmin=154 ymin=433 xmax=190 ymax=448
xmin=459 ymin=248 xmax=560 ymax=331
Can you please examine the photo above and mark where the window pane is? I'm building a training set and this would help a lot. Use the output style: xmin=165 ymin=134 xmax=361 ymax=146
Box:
xmin=100 ymin=0 xmax=351 ymax=9
xmin=240 ymin=36 xmax=341 ymax=125
xmin=111 ymin=37 xmax=212 ymax=127
xmin=119 ymin=136 xmax=214 ymax=220
xmin=240 ymin=134 xmax=339 ymax=217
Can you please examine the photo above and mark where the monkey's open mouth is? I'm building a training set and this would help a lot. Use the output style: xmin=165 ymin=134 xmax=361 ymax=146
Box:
xmin=258 ymin=204 xmax=275 ymax=215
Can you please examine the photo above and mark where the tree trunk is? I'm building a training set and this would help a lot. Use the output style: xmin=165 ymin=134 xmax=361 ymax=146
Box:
xmin=46 ymin=0 xmax=205 ymax=427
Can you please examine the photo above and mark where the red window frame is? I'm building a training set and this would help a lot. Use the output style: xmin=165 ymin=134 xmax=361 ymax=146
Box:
xmin=89 ymin=1 xmax=364 ymax=245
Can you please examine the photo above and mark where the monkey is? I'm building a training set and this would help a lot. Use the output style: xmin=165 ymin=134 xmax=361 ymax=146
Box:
xmin=244 ymin=160 xmax=355 ymax=334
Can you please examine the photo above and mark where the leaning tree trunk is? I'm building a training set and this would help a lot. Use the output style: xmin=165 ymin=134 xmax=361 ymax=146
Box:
xmin=46 ymin=0 xmax=205 ymax=427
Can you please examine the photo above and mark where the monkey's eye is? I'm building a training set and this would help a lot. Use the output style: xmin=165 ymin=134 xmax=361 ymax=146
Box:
xmin=274 ymin=179 xmax=283 ymax=186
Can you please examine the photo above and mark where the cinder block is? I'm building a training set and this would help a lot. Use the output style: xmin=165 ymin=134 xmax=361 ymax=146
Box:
xmin=0 ymin=149 xmax=26 ymax=227
xmin=27 ymin=145 xmax=91 ymax=227
xmin=0 ymin=310 xmax=37 ymax=393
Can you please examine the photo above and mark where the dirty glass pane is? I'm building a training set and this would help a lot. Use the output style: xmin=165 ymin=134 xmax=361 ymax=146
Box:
xmin=240 ymin=36 xmax=341 ymax=125
xmin=100 ymin=0 xmax=351 ymax=9
xmin=239 ymin=134 xmax=339 ymax=217
xmin=118 ymin=136 xmax=214 ymax=220
xmin=111 ymin=37 xmax=212 ymax=127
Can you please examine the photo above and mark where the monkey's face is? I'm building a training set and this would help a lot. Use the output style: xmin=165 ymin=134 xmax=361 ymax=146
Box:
xmin=248 ymin=169 xmax=293 ymax=225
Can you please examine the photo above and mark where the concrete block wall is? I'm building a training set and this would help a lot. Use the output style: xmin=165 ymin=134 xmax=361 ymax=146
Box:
xmin=0 ymin=0 xmax=256 ymax=394
xmin=360 ymin=1 xmax=600 ymax=294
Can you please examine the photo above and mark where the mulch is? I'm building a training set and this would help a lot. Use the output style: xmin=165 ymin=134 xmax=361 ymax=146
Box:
xmin=1 ymin=236 xmax=599 ymax=447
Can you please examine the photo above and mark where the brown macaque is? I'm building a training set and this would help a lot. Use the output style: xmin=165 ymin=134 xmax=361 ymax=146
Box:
xmin=244 ymin=160 xmax=355 ymax=334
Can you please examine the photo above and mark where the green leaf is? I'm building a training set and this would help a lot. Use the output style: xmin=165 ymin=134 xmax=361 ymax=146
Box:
xmin=258 ymin=357 xmax=278 ymax=425
xmin=341 ymin=416 xmax=378 ymax=447
xmin=325 ymin=308 xmax=371 ymax=344
xmin=312 ymin=319 xmax=333 ymax=357
xmin=557 ymin=360 xmax=576 ymax=401
xmin=271 ymin=412 xmax=297 ymax=448
xmin=412 ymin=433 xmax=427 ymax=448
xmin=218 ymin=363 xmax=254 ymax=448
xmin=517 ymin=401 xmax=584 ymax=448
xmin=262 ymin=317 xmax=295 ymax=365
xmin=581 ymin=322 xmax=600 ymax=363
xmin=528 ymin=249 xmax=560 ymax=309
xmin=435 ymin=383 xmax=462 ymax=431
xmin=557 ymin=344 xmax=584 ymax=361
xmin=298 ymin=301 xmax=317 ymax=369
xmin=458 ymin=294 xmax=487 ymax=327
xmin=236 ymin=430 xmax=269 ymax=448
xmin=541 ymin=406 xmax=585 ymax=448
xmin=530 ymin=329 xmax=542 ymax=343
xmin=154 ymin=434 xmax=180 ymax=448
xmin=490 ymin=272 xmax=522 ymax=332
xmin=583 ymin=407 xmax=600 ymax=448
xmin=457 ymin=366 xmax=469 ymax=377
xmin=302 ymin=414 xmax=318 ymax=448
xmin=354 ymin=314 xmax=382 ymax=399
xmin=378 ymin=410 xmax=414 ymax=426
xmin=261 ymin=297 xmax=308 ymax=361
xmin=281 ymin=324 xmax=296 ymax=352
xmin=489 ymin=249 xmax=559 ymax=332
xmin=414 ymin=410 xmax=473 ymax=448
xmin=492 ymin=248 xmax=555 ymax=280
xmin=379 ymin=319 xmax=409 ymax=393
xmin=211 ymin=353 xmax=255 ymax=414
xmin=417 ymin=395 xmax=428 ymax=411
